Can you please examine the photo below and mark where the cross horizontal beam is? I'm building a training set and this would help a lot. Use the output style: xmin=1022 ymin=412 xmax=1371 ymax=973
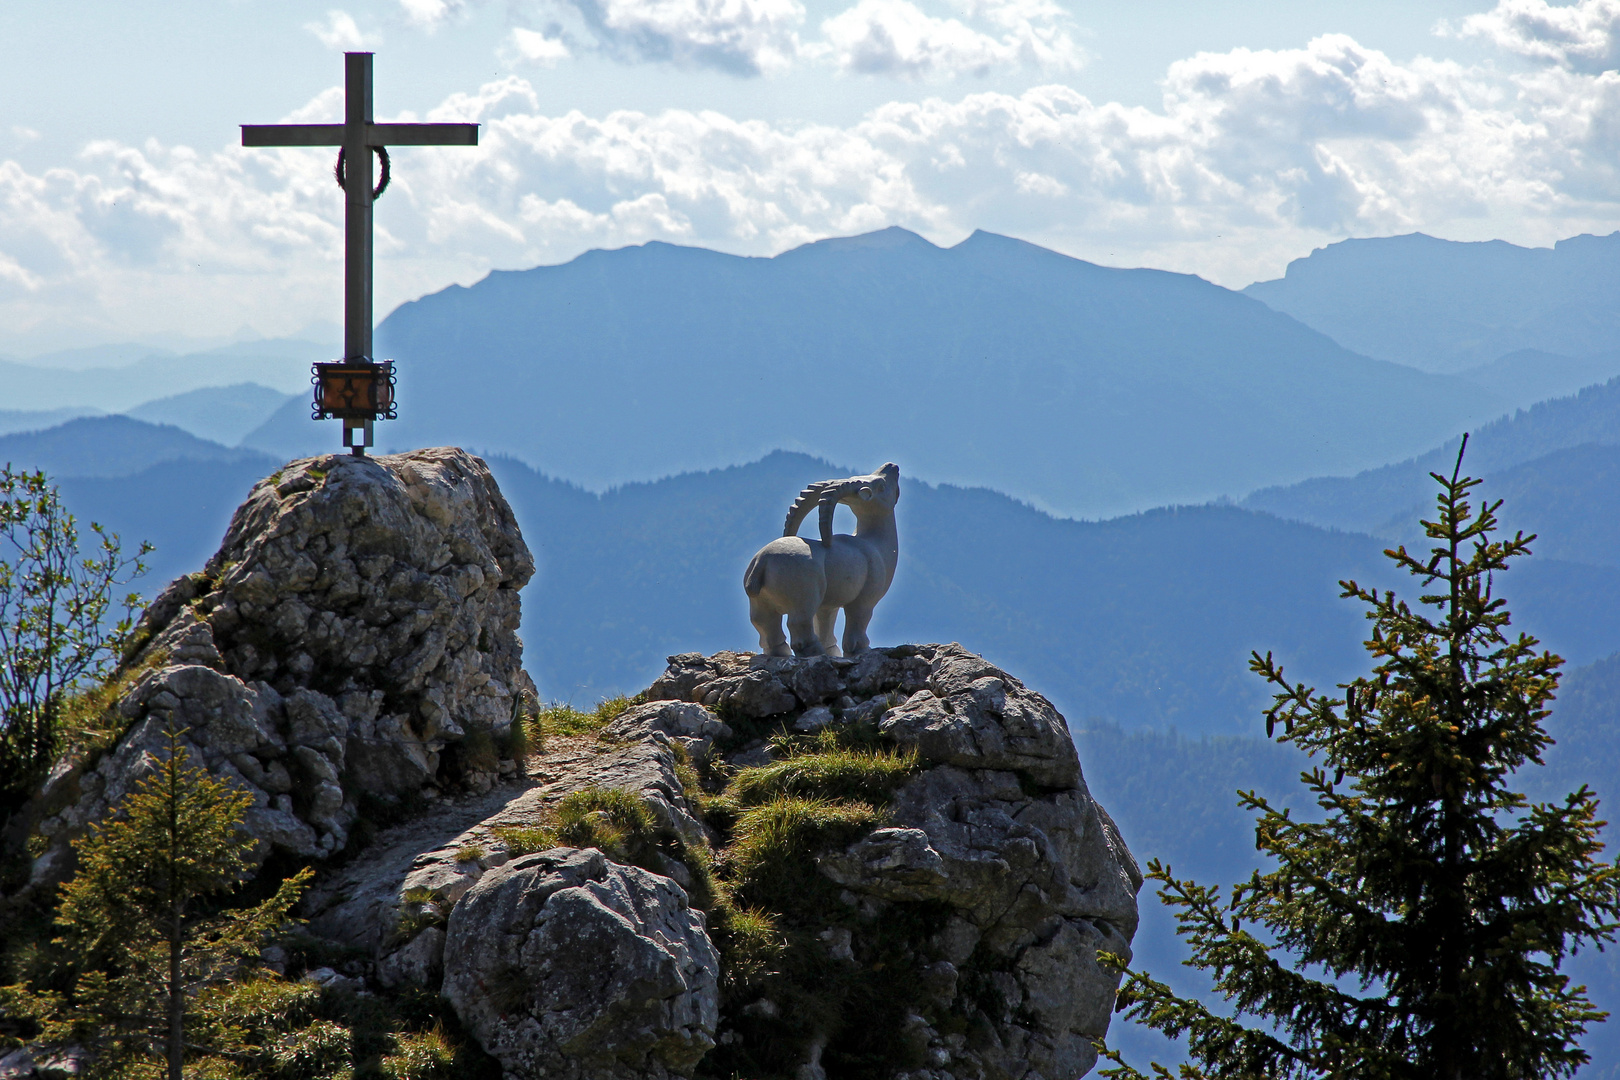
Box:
xmin=240 ymin=122 xmax=478 ymax=147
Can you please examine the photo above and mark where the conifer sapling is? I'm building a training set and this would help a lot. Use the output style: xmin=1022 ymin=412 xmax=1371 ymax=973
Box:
xmin=3 ymin=726 xmax=311 ymax=1079
xmin=1099 ymin=439 xmax=1620 ymax=1079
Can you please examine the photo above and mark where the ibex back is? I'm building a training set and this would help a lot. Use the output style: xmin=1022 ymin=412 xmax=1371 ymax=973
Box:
xmin=742 ymin=463 xmax=900 ymax=657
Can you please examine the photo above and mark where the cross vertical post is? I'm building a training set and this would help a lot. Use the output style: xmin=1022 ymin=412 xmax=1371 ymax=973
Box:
xmin=241 ymin=53 xmax=478 ymax=455
xmin=345 ymin=52 xmax=374 ymax=365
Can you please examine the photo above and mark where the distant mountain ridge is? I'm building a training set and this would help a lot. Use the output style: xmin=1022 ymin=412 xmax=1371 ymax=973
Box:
xmin=0 ymin=416 xmax=274 ymax=480
xmin=241 ymin=227 xmax=1508 ymax=519
xmin=125 ymin=383 xmax=297 ymax=447
xmin=1242 ymin=377 xmax=1620 ymax=545
xmin=1244 ymin=231 xmax=1620 ymax=372
xmin=0 ymin=338 xmax=324 ymax=412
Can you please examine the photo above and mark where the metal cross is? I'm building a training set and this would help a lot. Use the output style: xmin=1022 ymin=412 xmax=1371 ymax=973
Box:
xmin=241 ymin=51 xmax=477 ymax=452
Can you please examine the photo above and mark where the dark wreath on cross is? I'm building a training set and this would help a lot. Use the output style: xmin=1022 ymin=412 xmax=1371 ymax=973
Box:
xmin=335 ymin=146 xmax=390 ymax=200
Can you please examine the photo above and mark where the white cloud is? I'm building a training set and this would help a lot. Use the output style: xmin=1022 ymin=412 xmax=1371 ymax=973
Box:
xmin=563 ymin=0 xmax=806 ymax=76
xmin=815 ymin=0 xmax=1084 ymax=77
xmin=304 ymin=10 xmax=377 ymax=50
xmin=3 ymin=22 xmax=1620 ymax=347
xmin=532 ymin=0 xmax=1081 ymax=78
xmin=1456 ymin=0 xmax=1620 ymax=73
xmin=398 ymin=0 xmax=459 ymax=29
xmin=506 ymin=27 xmax=573 ymax=65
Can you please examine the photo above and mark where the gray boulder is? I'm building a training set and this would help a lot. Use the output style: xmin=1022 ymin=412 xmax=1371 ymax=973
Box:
xmin=442 ymin=847 xmax=720 ymax=1080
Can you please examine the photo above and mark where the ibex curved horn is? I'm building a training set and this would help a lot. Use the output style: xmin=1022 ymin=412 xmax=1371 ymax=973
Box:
xmin=785 ymin=477 xmax=867 ymax=547
xmin=783 ymin=481 xmax=835 ymax=540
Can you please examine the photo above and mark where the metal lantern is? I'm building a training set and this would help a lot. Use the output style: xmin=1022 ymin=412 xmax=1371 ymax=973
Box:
xmin=312 ymin=359 xmax=397 ymax=455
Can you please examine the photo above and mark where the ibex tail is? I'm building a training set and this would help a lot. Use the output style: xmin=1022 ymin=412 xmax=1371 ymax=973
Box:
xmin=743 ymin=552 xmax=768 ymax=597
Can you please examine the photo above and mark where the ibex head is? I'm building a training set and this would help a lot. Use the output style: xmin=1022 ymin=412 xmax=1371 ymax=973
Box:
xmin=782 ymin=463 xmax=901 ymax=547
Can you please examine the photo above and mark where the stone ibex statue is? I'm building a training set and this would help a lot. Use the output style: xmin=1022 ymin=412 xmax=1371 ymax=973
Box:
xmin=743 ymin=463 xmax=900 ymax=657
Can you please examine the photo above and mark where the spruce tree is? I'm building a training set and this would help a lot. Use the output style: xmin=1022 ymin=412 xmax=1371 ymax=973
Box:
xmin=4 ymin=727 xmax=311 ymax=1079
xmin=1101 ymin=441 xmax=1620 ymax=1079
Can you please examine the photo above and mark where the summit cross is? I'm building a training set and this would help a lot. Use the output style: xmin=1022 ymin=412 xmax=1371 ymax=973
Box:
xmin=241 ymin=51 xmax=478 ymax=452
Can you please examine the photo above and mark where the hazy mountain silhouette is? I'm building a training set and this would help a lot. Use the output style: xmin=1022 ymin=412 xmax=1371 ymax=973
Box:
xmin=0 ymin=339 xmax=320 ymax=412
xmin=486 ymin=451 xmax=1620 ymax=729
xmin=0 ymin=407 xmax=103 ymax=437
xmin=1243 ymin=377 xmax=1620 ymax=542
xmin=241 ymin=227 xmax=1507 ymax=519
xmin=1244 ymin=231 xmax=1620 ymax=372
xmin=1459 ymin=349 xmax=1620 ymax=403
xmin=125 ymin=383 xmax=297 ymax=447
xmin=0 ymin=416 xmax=274 ymax=480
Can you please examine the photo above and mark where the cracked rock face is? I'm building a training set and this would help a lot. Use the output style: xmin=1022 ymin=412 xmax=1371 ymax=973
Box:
xmin=442 ymin=847 xmax=721 ymax=1080
xmin=14 ymin=448 xmax=536 ymax=892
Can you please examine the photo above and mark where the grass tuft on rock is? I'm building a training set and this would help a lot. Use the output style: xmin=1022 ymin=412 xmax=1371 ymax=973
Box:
xmin=535 ymin=694 xmax=640 ymax=738
xmin=730 ymin=746 xmax=919 ymax=808
xmin=724 ymin=797 xmax=883 ymax=915
xmin=380 ymin=1022 xmax=458 ymax=1079
xmin=489 ymin=823 xmax=557 ymax=856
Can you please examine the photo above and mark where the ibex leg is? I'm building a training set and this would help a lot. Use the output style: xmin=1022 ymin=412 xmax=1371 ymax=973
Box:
xmin=750 ymin=597 xmax=791 ymax=657
xmin=787 ymin=610 xmax=824 ymax=657
xmin=841 ymin=604 xmax=874 ymax=655
xmin=815 ymin=605 xmax=843 ymax=658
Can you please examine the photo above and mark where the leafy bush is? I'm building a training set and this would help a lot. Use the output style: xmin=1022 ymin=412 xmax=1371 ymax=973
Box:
xmin=0 ymin=467 xmax=150 ymax=818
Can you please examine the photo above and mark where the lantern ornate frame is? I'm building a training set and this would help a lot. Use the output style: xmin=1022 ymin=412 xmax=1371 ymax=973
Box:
xmin=312 ymin=359 xmax=397 ymax=455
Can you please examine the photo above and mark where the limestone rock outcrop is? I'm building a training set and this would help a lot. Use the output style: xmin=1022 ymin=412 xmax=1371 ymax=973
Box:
xmin=645 ymin=643 xmax=1142 ymax=1080
xmin=296 ymin=730 xmax=707 ymax=978
xmin=14 ymin=448 xmax=536 ymax=892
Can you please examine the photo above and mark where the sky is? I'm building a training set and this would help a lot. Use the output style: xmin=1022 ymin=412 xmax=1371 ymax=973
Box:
xmin=0 ymin=0 xmax=1617 ymax=356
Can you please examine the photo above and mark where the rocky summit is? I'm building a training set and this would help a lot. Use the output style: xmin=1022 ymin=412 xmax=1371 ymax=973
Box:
xmin=13 ymin=448 xmax=535 ymax=895
xmin=2 ymin=448 xmax=1140 ymax=1080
